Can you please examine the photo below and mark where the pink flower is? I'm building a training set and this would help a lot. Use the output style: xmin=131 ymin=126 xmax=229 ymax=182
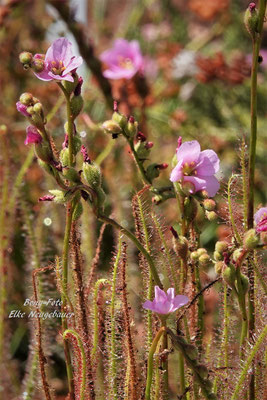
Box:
xmin=143 ymin=286 xmax=189 ymax=315
xmin=254 ymin=207 xmax=267 ymax=232
xmin=24 ymin=125 xmax=42 ymax=145
xmin=16 ymin=101 xmax=31 ymax=117
xmin=34 ymin=38 xmax=83 ymax=82
xmin=170 ymin=140 xmax=220 ymax=197
xmin=100 ymin=39 xmax=144 ymax=80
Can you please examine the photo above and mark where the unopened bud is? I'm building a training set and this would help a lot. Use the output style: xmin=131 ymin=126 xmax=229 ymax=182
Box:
xmin=215 ymin=241 xmax=229 ymax=254
xmin=73 ymin=201 xmax=83 ymax=221
xmin=146 ymin=163 xmax=160 ymax=181
xmin=83 ymin=162 xmax=102 ymax=188
xmin=184 ymin=344 xmax=198 ymax=360
xmin=73 ymin=136 xmax=82 ymax=155
xmin=49 ymin=189 xmax=71 ymax=204
xmin=243 ymin=228 xmax=260 ymax=250
xmin=60 ymin=148 xmax=70 ymax=167
xmin=181 ymin=181 xmax=195 ymax=196
xmin=206 ymin=211 xmax=218 ymax=221
xmin=214 ymin=261 xmax=225 ymax=275
xmin=112 ymin=112 xmax=127 ymax=129
xmin=19 ymin=51 xmax=33 ymax=66
xmin=198 ymin=190 xmax=209 ymax=199
xmin=136 ymin=131 xmax=146 ymax=142
xmin=96 ymin=187 xmax=106 ymax=209
xmin=62 ymin=167 xmax=81 ymax=183
xmin=20 ymin=93 xmax=33 ymax=106
xmin=170 ymin=226 xmax=178 ymax=239
xmin=213 ymin=251 xmax=223 ymax=261
xmin=197 ymin=248 xmax=207 ymax=257
xmin=32 ymin=58 xmax=45 ymax=73
xmin=145 ymin=141 xmax=154 ymax=149
xmin=70 ymin=95 xmax=83 ymax=118
xmin=63 ymin=73 xmax=78 ymax=95
xmin=102 ymin=120 xmax=122 ymax=135
xmin=190 ymin=251 xmax=199 ymax=262
xmin=134 ymin=141 xmax=151 ymax=160
xmin=174 ymin=236 xmax=188 ymax=261
xmin=184 ymin=197 xmax=198 ymax=221
xmin=232 ymin=248 xmax=244 ymax=263
xmin=199 ymin=253 xmax=212 ymax=267
xmin=33 ymin=102 xmax=43 ymax=114
xmin=223 ymin=264 xmax=236 ymax=289
xmin=203 ymin=198 xmax=216 ymax=211
xmin=244 ymin=3 xmax=258 ymax=39
xmin=125 ymin=116 xmax=138 ymax=138
xmin=74 ymin=77 xmax=83 ymax=96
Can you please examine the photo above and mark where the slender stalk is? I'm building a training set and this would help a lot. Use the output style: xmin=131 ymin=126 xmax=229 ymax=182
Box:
xmin=98 ymin=214 xmax=162 ymax=288
xmin=110 ymin=236 xmax=123 ymax=399
xmin=137 ymin=195 xmax=153 ymax=348
xmin=246 ymin=3 xmax=266 ymax=394
xmin=231 ymin=324 xmax=267 ymax=400
xmin=145 ymin=327 xmax=166 ymax=400
xmin=63 ymin=329 xmax=87 ymax=400
xmin=227 ymin=175 xmax=242 ymax=245
xmin=58 ymin=83 xmax=74 ymax=166
xmin=195 ymin=264 xmax=204 ymax=355
xmin=127 ymin=138 xmax=152 ymax=184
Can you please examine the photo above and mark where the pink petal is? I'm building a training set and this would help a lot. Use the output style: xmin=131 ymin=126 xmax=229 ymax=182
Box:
xmin=254 ymin=207 xmax=267 ymax=224
xmin=184 ymin=175 xmax=220 ymax=197
xmin=172 ymin=295 xmax=189 ymax=310
xmin=176 ymin=140 xmax=201 ymax=164
xmin=103 ymin=67 xmax=136 ymax=80
xmin=154 ymin=300 xmax=172 ymax=314
xmin=196 ymin=150 xmax=220 ymax=176
xmin=48 ymin=71 xmax=74 ymax=82
xmin=154 ymin=286 xmax=167 ymax=303
xmin=142 ymin=300 xmax=155 ymax=312
xmin=34 ymin=67 xmax=53 ymax=81
xmin=63 ymin=56 xmax=83 ymax=75
xmin=167 ymin=288 xmax=175 ymax=301
xmin=46 ymin=37 xmax=73 ymax=64
xmin=170 ymin=160 xmax=183 ymax=182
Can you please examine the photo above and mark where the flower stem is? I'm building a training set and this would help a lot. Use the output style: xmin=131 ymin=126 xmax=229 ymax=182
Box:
xmin=145 ymin=327 xmax=166 ymax=400
xmin=231 ymin=324 xmax=267 ymax=400
xmin=98 ymin=214 xmax=162 ymax=288
xmin=58 ymin=82 xmax=74 ymax=166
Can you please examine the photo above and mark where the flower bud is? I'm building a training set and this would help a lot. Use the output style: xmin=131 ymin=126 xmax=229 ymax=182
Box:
xmin=215 ymin=241 xmax=229 ymax=254
xmin=214 ymin=261 xmax=225 ymax=275
xmin=74 ymin=76 xmax=83 ymax=96
xmin=102 ymin=120 xmax=122 ymax=136
xmin=20 ymin=93 xmax=33 ymax=106
xmin=35 ymin=142 xmax=53 ymax=163
xmin=206 ymin=211 xmax=218 ymax=221
xmin=213 ymin=251 xmax=223 ymax=261
xmin=198 ymin=190 xmax=209 ymax=199
xmin=33 ymin=102 xmax=43 ymax=114
xmin=174 ymin=236 xmax=188 ymax=261
xmin=96 ymin=187 xmax=106 ymax=209
xmin=244 ymin=3 xmax=258 ymax=39
xmin=125 ymin=116 xmax=138 ymax=138
xmin=32 ymin=57 xmax=45 ymax=73
xmin=83 ymin=162 xmax=102 ymax=188
xmin=38 ymin=159 xmax=54 ymax=176
xmin=243 ymin=228 xmax=260 ymax=250
xmin=203 ymin=380 xmax=213 ymax=391
xmin=73 ymin=136 xmax=82 ymax=155
xmin=232 ymin=248 xmax=243 ymax=263
xmin=112 ymin=112 xmax=127 ymax=129
xmin=198 ymin=253 xmax=212 ymax=268
xmin=146 ymin=163 xmax=160 ymax=181
xmin=49 ymin=189 xmax=71 ymax=204
xmin=70 ymin=95 xmax=83 ymax=118
xmin=60 ymin=148 xmax=70 ymax=167
xmin=223 ymin=264 xmax=236 ymax=289
xmin=134 ymin=141 xmax=151 ymax=160
xmin=62 ymin=167 xmax=81 ymax=183
xmin=19 ymin=51 xmax=33 ymax=66
xmin=190 ymin=251 xmax=199 ymax=262
xmin=203 ymin=199 xmax=216 ymax=211
xmin=16 ymin=102 xmax=31 ymax=117
xmin=24 ymin=125 xmax=42 ymax=146
xmin=197 ymin=248 xmax=207 ymax=257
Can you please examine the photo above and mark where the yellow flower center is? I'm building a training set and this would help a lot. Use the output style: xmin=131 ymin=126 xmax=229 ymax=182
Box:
xmin=118 ymin=56 xmax=134 ymax=69
xmin=182 ymin=161 xmax=197 ymax=176
xmin=51 ymin=60 xmax=66 ymax=75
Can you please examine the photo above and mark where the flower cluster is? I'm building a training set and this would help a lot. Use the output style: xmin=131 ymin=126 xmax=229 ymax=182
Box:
xmin=254 ymin=207 xmax=267 ymax=232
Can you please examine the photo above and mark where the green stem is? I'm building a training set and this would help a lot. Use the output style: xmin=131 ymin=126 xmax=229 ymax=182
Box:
xmin=241 ymin=138 xmax=248 ymax=231
xmin=235 ymin=266 xmax=248 ymax=358
xmin=195 ymin=264 xmax=204 ymax=355
xmin=92 ymin=279 xmax=110 ymax=364
xmin=58 ymin=82 xmax=74 ymax=166
xmin=145 ymin=327 xmax=166 ymax=400
xmin=110 ymin=236 xmax=123 ymax=398
xmin=127 ymin=137 xmax=152 ymax=185
xmin=61 ymin=203 xmax=75 ymax=398
xmin=137 ymin=195 xmax=153 ymax=348
xmin=247 ymin=4 xmax=266 ymax=394
xmin=63 ymin=329 xmax=86 ymax=400
xmin=231 ymin=324 xmax=267 ymax=400
xmin=98 ymin=214 xmax=162 ymax=288
xmin=228 ymin=175 xmax=242 ymax=244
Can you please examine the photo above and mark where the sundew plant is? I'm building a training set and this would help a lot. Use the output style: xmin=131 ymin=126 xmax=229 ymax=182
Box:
xmin=0 ymin=1 xmax=266 ymax=400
